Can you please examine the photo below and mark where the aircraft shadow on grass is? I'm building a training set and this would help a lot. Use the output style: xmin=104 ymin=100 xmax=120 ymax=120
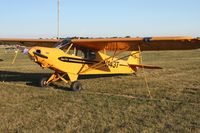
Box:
xmin=0 ymin=70 xmax=130 ymax=90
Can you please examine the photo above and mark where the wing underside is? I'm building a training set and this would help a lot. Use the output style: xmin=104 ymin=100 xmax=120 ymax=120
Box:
xmin=0 ymin=36 xmax=200 ymax=51
xmin=71 ymin=36 xmax=200 ymax=51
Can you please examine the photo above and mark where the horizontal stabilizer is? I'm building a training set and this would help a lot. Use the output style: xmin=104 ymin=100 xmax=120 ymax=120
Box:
xmin=129 ymin=64 xmax=162 ymax=69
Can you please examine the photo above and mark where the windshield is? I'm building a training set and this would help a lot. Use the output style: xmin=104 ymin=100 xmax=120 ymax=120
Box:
xmin=54 ymin=38 xmax=71 ymax=49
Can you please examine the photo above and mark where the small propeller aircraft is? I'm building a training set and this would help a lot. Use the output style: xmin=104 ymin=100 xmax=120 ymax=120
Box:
xmin=0 ymin=36 xmax=200 ymax=91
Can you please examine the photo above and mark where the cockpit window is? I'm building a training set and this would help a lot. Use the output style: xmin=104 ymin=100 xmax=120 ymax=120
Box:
xmin=54 ymin=38 xmax=96 ymax=60
xmin=54 ymin=38 xmax=71 ymax=49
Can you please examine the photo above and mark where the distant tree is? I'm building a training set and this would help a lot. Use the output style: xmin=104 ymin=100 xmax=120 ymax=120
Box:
xmin=125 ymin=36 xmax=131 ymax=38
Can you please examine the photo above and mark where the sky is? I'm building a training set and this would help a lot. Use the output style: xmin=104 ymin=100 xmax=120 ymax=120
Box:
xmin=0 ymin=0 xmax=200 ymax=38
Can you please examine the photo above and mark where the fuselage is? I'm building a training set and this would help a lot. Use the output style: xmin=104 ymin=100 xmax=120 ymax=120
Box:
xmin=28 ymin=46 xmax=138 ymax=76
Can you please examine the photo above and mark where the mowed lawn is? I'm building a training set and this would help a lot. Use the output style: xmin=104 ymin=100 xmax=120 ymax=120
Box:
xmin=0 ymin=47 xmax=200 ymax=133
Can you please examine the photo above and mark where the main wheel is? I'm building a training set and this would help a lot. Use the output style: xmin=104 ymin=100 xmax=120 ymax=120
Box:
xmin=40 ymin=77 xmax=49 ymax=87
xmin=70 ymin=81 xmax=82 ymax=91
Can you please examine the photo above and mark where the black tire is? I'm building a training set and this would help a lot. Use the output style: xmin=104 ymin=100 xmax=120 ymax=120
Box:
xmin=70 ymin=81 xmax=82 ymax=91
xmin=40 ymin=77 xmax=49 ymax=87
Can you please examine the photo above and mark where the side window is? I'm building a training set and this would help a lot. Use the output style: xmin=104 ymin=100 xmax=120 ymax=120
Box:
xmin=66 ymin=47 xmax=74 ymax=55
xmin=76 ymin=49 xmax=84 ymax=57
xmin=85 ymin=50 xmax=96 ymax=60
xmin=64 ymin=46 xmax=96 ymax=60
xmin=67 ymin=46 xmax=85 ymax=58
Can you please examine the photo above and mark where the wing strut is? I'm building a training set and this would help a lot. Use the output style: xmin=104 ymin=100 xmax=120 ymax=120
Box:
xmin=138 ymin=45 xmax=152 ymax=99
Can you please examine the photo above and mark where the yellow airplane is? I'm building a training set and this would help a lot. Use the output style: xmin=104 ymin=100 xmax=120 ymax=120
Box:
xmin=0 ymin=36 xmax=200 ymax=91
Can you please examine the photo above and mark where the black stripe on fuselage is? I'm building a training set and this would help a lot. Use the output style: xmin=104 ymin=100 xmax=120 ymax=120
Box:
xmin=58 ymin=56 xmax=99 ymax=64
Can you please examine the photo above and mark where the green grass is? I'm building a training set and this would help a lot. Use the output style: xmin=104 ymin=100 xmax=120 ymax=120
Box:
xmin=0 ymin=47 xmax=200 ymax=133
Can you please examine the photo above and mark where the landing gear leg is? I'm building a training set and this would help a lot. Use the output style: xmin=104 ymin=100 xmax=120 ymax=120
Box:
xmin=39 ymin=72 xmax=82 ymax=91
xmin=39 ymin=73 xmax=60 ymax=88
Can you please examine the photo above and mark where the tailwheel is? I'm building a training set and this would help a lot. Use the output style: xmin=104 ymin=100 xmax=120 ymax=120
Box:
xmin=40 ymin=77 xmax=49 ymax=87
xmin=70 ymin=81 xmax=82 ymax=91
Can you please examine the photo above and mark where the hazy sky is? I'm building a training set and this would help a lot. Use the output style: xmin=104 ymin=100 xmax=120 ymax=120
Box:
xmin=0 ymin=0 xmax=199 ymax=38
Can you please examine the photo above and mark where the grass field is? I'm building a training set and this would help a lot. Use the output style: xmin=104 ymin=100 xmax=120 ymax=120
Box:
xmin=0 ymin=48 xmax=200 ymax=133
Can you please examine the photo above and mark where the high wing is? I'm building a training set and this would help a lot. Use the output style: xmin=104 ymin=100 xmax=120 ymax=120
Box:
xmin=71 ymin=36 xmax=200 ymax=51
xmin=0 ymin=36 xmax=200 ymax=51
xmin=0 ymin=38 xmax=61 ymax=47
